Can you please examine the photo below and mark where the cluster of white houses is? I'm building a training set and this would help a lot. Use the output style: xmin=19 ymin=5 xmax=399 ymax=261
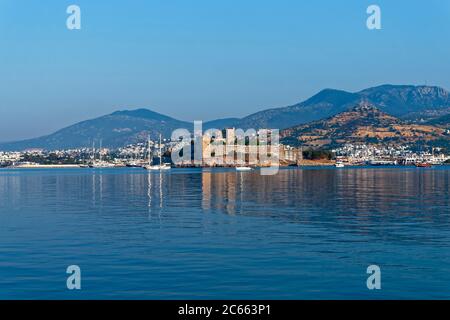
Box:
xmin=333 ymin=144 xmax=450 ymax=165
xmin=0 ymin=151 xmax=22 ymax=163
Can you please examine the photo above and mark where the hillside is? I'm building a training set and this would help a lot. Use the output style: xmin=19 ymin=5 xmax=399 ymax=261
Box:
xmin=280 ymin=103 xmax=448 ymax=148
xmin=0 ymin=109 xmax=192 ymax=150
xmin=232 ymin=85 xmax=450 ymax=129
xmin=426 ymin=113 xmax=450 ymax=127
xmin=0 ymin=84 xmax=449 ymax=151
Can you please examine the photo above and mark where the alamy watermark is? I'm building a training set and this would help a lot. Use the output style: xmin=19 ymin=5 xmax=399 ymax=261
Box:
xmin=66 ymin=265 xmax=81 ymax=290
xmin=170 ymin=121 xmax=280 ymax=175
xmin=64 ymin=5 xmax=381 ymax=32
xmin=367 ymin=5 xmax=382 ymax=30
xmin=367 ymin=265 xmax=381 ymax=290
xmin=66 ymin=5 xmax=81 ymax=30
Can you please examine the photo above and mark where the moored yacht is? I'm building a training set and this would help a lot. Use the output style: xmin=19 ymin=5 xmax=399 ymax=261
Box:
xmin=144 ymin=134 xmax=171 ymax=171
xmin=89 ymin=160 xmax=115 ymax=168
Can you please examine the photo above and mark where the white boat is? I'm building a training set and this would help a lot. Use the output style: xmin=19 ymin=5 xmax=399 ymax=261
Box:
xmin=144 ymin=134 xmax=171 ymax=171
xmin=126 ymin=160 xmax=144 ymax=168
xmin=89 ymin=161 xmax=115 ymax=168
xmin=87 ymin=140 xmax=115 ymax=168
xmin=335 ymin=162 xmax=345 ymax=168
xmin=236 ymin=167 xmax=253 ymax=172
xmin=145 ymin=163 xmax=171 ymax=170
xmin=368 ymin=159 xmax=397 ymax=166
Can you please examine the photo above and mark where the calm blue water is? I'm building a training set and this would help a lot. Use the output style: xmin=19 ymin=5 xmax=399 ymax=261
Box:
xmin=1 ymin=167 xmax=450 ymax=299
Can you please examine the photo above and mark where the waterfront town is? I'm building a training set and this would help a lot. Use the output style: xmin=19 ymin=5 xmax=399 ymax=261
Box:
xmin=1 ymin=128 xmax=450 ymax=169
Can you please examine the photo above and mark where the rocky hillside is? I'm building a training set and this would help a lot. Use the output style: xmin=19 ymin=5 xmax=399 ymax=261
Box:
xmin=281 ymin=103 xmax=449 ymax=148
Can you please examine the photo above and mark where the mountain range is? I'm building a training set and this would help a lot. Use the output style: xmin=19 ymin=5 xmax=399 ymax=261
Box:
xmin=1 ymin=84 xmax=449 ymax=151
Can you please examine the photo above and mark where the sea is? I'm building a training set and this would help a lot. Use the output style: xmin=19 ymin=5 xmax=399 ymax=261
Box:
xmin=1 ymin=166 xmax=449 ymax=299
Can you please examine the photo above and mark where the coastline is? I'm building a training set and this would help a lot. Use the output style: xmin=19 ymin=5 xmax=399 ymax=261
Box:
xmin=297 ymin=159 xmax=336 ymax=166
xmin=6 ymin=164 xmax=82 ymax=169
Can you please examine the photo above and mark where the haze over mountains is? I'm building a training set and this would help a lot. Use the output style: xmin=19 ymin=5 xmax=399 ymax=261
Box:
xmin=1 ymin=84 xmax=449 ymax=151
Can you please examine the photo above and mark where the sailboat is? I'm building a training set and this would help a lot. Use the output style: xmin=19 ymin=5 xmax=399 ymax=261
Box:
xmin=144 ymin=134 xmax=171 ymax=171
xmin=79 ymin=146 xmax=90 ymax=168
xmin=89 ymin=140 xmax=115 ymax=168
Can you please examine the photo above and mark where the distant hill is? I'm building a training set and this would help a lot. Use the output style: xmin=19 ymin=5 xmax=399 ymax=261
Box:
xmin=0 ymin=109 xmax=192 ymax=150
xmin=233 ymin=89 xmax=360 ymax=129
xmin=202 ymin=118 xmax=241 ymax=130
xmin=0 ymin=109 xmax=250 ymax=151
xmin=280 ymin=103 xmax=449 ymax=148
xmin=0 ymin=84 xmax=449 ymax=151
xmin=359 ymin=85 xmax=449 ymax=117
xmin=231 ymin=85 xmax=450 ymax=129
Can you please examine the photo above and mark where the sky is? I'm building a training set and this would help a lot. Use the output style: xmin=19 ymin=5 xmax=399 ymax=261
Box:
xmin=0 ymin=0 xmax=449 ymax=141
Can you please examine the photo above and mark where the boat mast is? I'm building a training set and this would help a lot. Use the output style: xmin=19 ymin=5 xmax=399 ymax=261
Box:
xmin=159 ymin=134 xmax=162 ymax=165
xmin=148 ymin=135 xmax=152 ymax=165
xmin=99 ymin=139 xmax=102 ymax=161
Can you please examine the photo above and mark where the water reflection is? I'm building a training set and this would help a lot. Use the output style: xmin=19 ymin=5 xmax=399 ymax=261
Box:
xmin=199 ymin=168 xmax=450 ymax=241
xmin=146 ymin=172 xmax=165 ymax=222
xmin=1 ymin=167 xmax=450 ymax=299
xmin=2 ymin=168 xmax=450 ymax=225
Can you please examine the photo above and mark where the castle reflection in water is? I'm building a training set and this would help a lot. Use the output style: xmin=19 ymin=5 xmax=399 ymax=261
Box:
xmin=2 ymin=167 xmax=450 ymax=232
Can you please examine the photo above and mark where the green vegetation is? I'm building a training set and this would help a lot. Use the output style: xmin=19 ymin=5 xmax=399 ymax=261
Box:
xmin=21 ymin=153 xmax=81 ymax=165
xmin=302 ymin=149 xmax=334 ymax=160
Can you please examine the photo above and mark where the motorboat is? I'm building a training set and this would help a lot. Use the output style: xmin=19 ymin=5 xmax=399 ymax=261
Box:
xmin=335 ymin=162 xmax=345 ymax=168
xmin=415 ymin=163 xmax=432 ymax=168
xmin=236 ymin=167 xmax=253 ymax=172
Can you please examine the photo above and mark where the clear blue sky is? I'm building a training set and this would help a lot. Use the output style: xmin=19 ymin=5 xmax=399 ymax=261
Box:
xmin=0 ymin=0 xmax=449 ymax=141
